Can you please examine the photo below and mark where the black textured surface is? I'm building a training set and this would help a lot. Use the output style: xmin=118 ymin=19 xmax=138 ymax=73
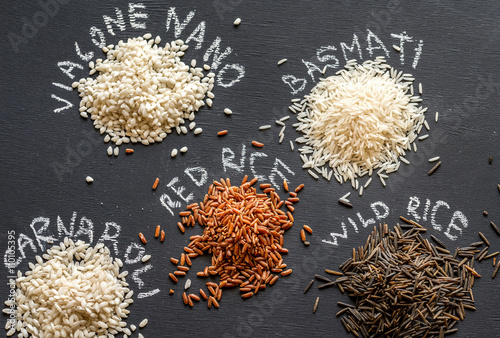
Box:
xmin=1 ymin=1 xmax=500 ymax=337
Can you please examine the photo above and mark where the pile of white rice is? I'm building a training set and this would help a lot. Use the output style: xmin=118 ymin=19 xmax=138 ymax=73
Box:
xmin=5 ymin=239 xmax=132 ymax=337
xmin=73 ymin=33 xmax=215 ymax=149
xmin=292 ymin=57 xmax=427 ymax=190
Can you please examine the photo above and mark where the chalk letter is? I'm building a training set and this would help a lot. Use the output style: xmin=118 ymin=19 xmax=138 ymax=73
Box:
xmin=340 ymin=33 xmax=362 ymax=62
xmin=268 ymin=158 xmax=295 ymax=190
xmin=371 ymin=201 xmax=389 ymax=220
xmin=184 ymin=167 xmax=208 ymax=187
xmin=444 ymin=211 xmax=468 ymax=241
xmin=431 ymin=200 xmax=450 ymax=231
xmin=203 ymin=36 xmax=233 ymax=70
xmin=103 ymin=7 xmax=126 ymax=36
xmin=222 ymin=145 xmax=246 ymax=173
xmin=97 ymin=221 xmax=120 ymax=255
xmin=323 ymin=224 xmax=348 ymax=246
xmin=366 ymin=29 xmax=390 ymax=58
xmin=128 ymin=3 xmax=148 ymax=29
xmin=185 ymin=21 xmax=205 ymax=49
xmin=165 ymin=7 xmax=196 ymax=38
xmin=406 ymin=196 xmax=421 ymax=221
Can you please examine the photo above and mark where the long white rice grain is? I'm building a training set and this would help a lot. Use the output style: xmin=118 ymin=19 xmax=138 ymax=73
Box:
xmin=277 ymin=58 xmax=287 ymax=65
xmin=429 ymin=156 xmax=440 ymax=162
xmin=259 ymin=125 xmax=272 ymax=130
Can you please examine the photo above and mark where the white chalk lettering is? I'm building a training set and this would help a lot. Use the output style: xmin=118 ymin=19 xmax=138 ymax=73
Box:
xmin=203 ymin=36 xmax=233 ymax=70
xmin=323 ymin=224 xmax=348 ymax=246
xmin=391 ymin=31 xmax=413 ymax=65
xmin=348 ymin=218 xmax=359 ymax=233
xmin=249 ymin=152 xmax=268 ymax=181
xmin=316 ymin=45 xmax=340 ymax=67
xmin=406 ymin=196 xmax=421 ymax=221
xmin=131 ymin=264 xmax=152 ymax=289
xmin=74 ymin=216 xmax=94 ymax=244
xmin=222 ymin=145 xmax=246 ymax=173
xmin=124 ymin=242 xmax=145 ymax=264
xmin=282 ymin=74 xmax=307 ymax=95
xmin=30 ymin=217 xmax=57 ymax=251
xmin=17 ymin=233 xmax=37 ymax=260
xmin=103 ymin=7 xmax=126 ymax=36
xmin=185 ymin=21 xmax=206 ymax=49
xmin=412 ymin=40 xmax=424 ymax=69
xmin=137 ymin=289 xmax=161 ymax=298
xmin=268 ymin=158 xmax=295 ymax=190
xmin=167 ymin=177 xmax=194 ymax=203
xmin=51 ymin=94 xmax=73 ymax=113
xmin=74 ymin=41 xmax=94 ymax=62
xmin=365 ymin=29 xmax=390 ymax=58
xmin=431 ymin=200 xmax=450 ymax=232
xmin=57 ymin=61 xmax=83 ymax=79
xmin=89 ymin=26 xmax=106 ymax=48
xmin=340 ymin=33 xmax=362 ymax=62
xmin=217 ymin=63 xmax=245 ymax=88
xmin=356 ymin=212 xmax=376 ymax=228
xmin=302 ymin=59 xmax=324 ymax=82
xmin=444 ymin=211 xmax=468 ymax=241
xmin=165 ymin=7 xmax=196 ymax=38
xmin=371 ymin=201 xmax=389 ymax=220
xmin=160 ymin=193 xmax=181 ymax=216
xmin=184 ymin=166 xmax=208 ymax=187
xmin=128 ymin=2 xmax=148 ymax=29
xmin=97 ymin=222 xmax=121 ymax=255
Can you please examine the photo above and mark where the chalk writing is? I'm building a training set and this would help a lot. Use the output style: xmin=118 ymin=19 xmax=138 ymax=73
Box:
xmin=52 ymin=3 xmax=245 ymax=114
xmin=407 ymin=196 xmax=468 ymax=241
xmin=282 ymin=29 xmax=424 ymax=95
xmin=222 ymin=144 xmax=295 ymax=190
xmin=323 ymin=196 xmax=469 ymax=246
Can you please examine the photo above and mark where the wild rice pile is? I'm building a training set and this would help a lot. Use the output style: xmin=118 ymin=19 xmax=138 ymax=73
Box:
xmin=332 ymin=223 xmax=477 ymax=337
xmin=293 ymin=57 xmax=427 ymax=188
xmin=169 ymin=176 xmax=303 ymax=307
xmin=5 ymin=239 xmax=132 ymax=337
xmin=73 ymin=33 xmax=214 ymax=148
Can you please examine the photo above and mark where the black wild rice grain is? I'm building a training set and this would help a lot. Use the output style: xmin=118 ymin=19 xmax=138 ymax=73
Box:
xmin=490 ymin=156 xmax=493 ymax=164
xmin=479 ymin=232 xmax=490 ymax=247
xmin=427 ymin=161 xmax=442 ymax=176
xmin=313 ymin=297 xmax=320 ymax=314
xmin=332 ymin=223 xmax=477 ymax=337
xmin=304 ymin=279 xmax=315 ymax=294
xmin=430 ymin=234 xmax=446 ymax=248
xmin=314 ymin=274 xmax=332 ymax=283
xmin=493 ymin=261 xmax=500 ymax=279
xmin=318 ymin=281 xmax=336 ymax=289
xmin=491 ymin=221 xmax=500 ymax=236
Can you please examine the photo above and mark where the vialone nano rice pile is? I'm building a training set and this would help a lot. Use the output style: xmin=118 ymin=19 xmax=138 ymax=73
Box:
xmin=292 ymin=56 xmax=429 ymax=191
xmin=73 ymin=33 xmax=215 ymax=153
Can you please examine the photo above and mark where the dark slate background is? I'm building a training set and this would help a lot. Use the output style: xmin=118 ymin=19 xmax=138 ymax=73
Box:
xmin=1 ymin=1 xmax=500 ymax=337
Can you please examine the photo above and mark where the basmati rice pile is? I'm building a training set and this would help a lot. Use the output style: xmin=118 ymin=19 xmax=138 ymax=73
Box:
xmin=5 ymin=238 xmax=133 ymax=337
xmin=73 ymin=33 xmax=214 ymax=150
xmin=292 ymin=57 xmax=428 ymax=189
